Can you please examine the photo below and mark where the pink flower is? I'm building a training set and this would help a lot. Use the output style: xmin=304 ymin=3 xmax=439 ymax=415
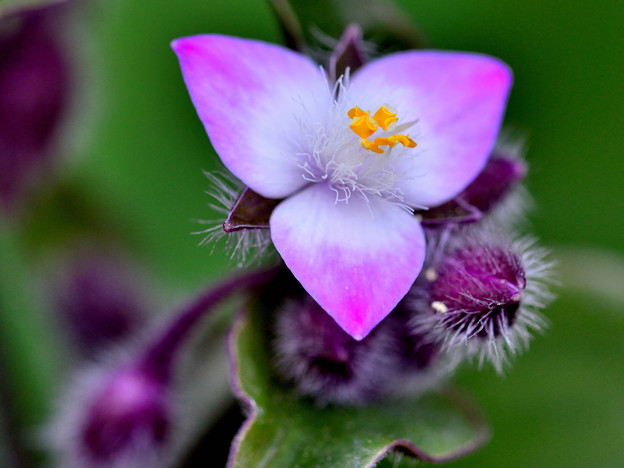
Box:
xmin=172 ymin=35 xmax=511 ymax=340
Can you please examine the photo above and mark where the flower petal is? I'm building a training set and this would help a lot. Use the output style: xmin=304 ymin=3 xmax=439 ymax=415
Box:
xmin=270 ymin=184 xmax=425 ymax=340
xmin=172 ymin=35 xmax=328 ymax=199
xmin=349 ymin=51 xmax=512 ymax=207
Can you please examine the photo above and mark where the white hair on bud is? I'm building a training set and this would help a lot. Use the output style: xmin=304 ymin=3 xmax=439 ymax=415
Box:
xmin=488 ymin=131 xmax=533 ymax=231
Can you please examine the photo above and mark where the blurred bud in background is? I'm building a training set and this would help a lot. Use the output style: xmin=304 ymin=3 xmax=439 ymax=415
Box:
xmin=49 ymin=361 xmax=174 ymax=468
xmin=0 ymin=2 xmax=70 ymax=215
xmin=48 ymin=244 xmax=149 ymax=359
xmin=47 ymin=265 xmax=274 ymax=467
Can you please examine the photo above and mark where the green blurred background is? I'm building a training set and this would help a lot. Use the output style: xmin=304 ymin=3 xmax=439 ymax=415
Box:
xmin=1 ymin=0 xmax=623 ymax=466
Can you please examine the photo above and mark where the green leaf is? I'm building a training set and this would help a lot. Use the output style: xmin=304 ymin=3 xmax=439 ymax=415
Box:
xmin=227 ymin=301 xmax=490 ymax=467
xmin=267 ymin=0 xmax=426 ymax=53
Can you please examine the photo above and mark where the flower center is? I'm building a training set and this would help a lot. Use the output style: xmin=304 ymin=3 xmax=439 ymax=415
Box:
xmin=296 ymin=98 xmax=419 ymax=207
xmin=347 ymin=105 xmax=417 ymax=154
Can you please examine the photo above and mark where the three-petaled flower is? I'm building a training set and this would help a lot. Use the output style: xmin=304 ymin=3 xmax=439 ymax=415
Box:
xmin=172 ymin=35 xmax=512 ymax=340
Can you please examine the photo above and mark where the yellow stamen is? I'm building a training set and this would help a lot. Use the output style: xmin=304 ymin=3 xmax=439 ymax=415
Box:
xmin=363 ymin=135 xmax=417 ymax=153
xmin=389 ymin=134 xmax=417 ymax=148
xmin=361 ymin=138 xmax=384 ymax=154
xmin=347 ymin=105 xmax=417 ymax=154
xmin=347 ymin=106 xmax=365 ymax=119
xmin=372 ymin=105 xmax=398 ymax=130
xmin=349 ymin=110 xmax=378 ymax=140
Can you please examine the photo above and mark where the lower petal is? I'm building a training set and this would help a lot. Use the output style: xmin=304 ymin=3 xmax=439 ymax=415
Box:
xmin=270 ymin=184 xmax=426 ymax=340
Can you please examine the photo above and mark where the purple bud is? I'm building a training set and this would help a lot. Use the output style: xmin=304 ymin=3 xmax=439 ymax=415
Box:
xmin=431 ymin=244 xmax=526 ymax=336
xmin=80 ymin=367 xmax=170 ymax=466
xmin=0 ymin=4 xmax=69 ymax=211
xmin=328 ymin=24 xmax=367 ymax=83
xmin=273 ymin=294 xmax=397 ymax=405
xmin=51 ymin=249 xmax=147 ymax=357
xmin=411 ymin=237 xmax=552 ymax=372
xmin=461 ymin=155 xmax=527 ymax=215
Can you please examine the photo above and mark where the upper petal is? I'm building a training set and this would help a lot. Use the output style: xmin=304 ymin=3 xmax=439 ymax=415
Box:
xmin=172 ymin=35 xmax=328 ymax=198
xmin=270 ymin=184 xmax=426 ymax=340
xmin=349 ymin=51 xmax=512 ymax=207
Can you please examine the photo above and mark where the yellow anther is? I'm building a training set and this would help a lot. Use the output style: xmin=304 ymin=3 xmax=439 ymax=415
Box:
xmin=361 ymin=138 xmax=384 ymax=154
xmin=362 ymin=135 xmax=417 ymax=153
xmin=347 ymin=106 xmax=366 ymax=119
xmin=372 ymin=105 xmax=398 ymax=130
xmin=390 ymin=134 xmax=417 ymax=148
xmin=348 ymin=105 xmax=417 ymax=154
xmin=349 ymin=111 xmax=378 ymax=140
xmin=368 ymin=137 xmax=395 ymax=153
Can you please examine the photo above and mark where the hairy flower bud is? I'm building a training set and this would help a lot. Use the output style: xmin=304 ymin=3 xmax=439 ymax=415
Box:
xmin=273 ymin=294 xmax=398 ymax=405
xmin=411 ymin=237 xmax=552 ymax=372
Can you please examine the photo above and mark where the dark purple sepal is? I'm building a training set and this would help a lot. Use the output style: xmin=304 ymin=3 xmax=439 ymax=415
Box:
xmin=223 ymin=187 xmax=282 ymax=233
xmin=419 ymin=197 xmax=482 ymax=227
xmin=328 ymin=24 xmax=367 ymax=83
xmin=418 ymin=156 xmax=527 ymax=228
